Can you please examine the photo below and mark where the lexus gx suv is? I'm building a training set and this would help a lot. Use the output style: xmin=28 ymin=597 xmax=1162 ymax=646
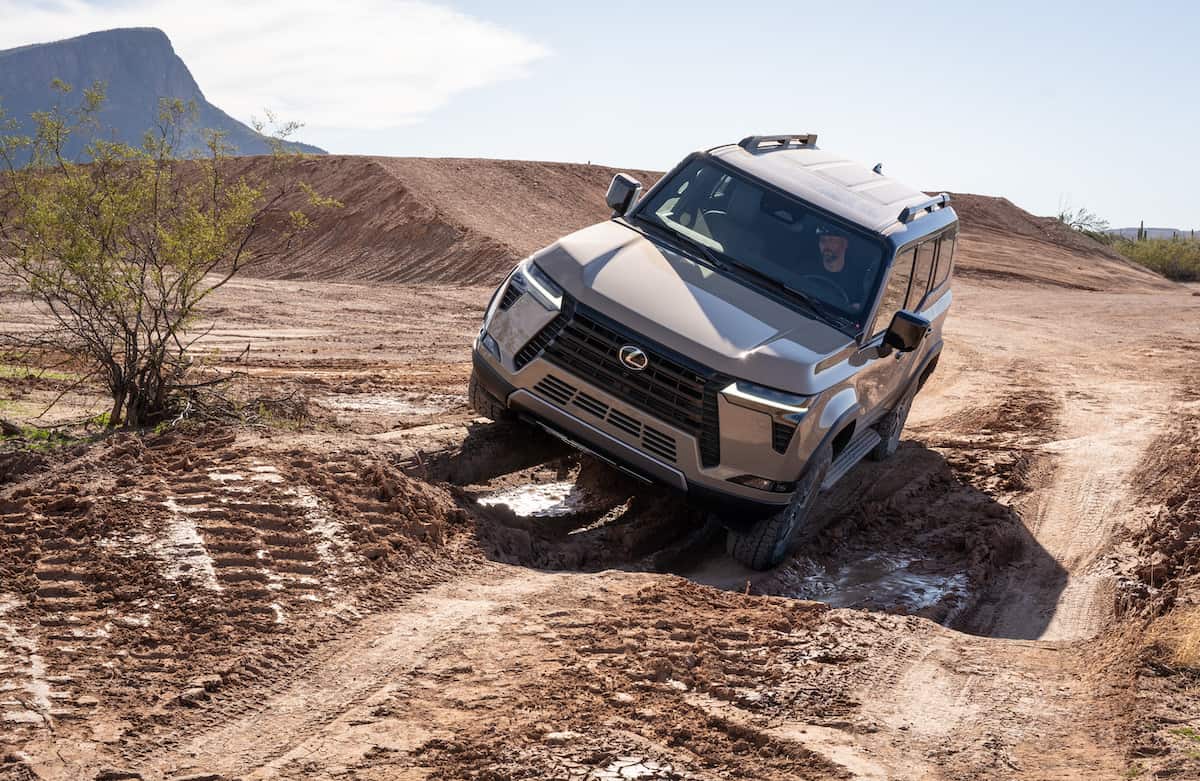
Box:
xmin=469 ymin=134 xmax=958 ymax=570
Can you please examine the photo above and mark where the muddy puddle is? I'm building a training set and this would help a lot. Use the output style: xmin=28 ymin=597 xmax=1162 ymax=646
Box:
xmin=681 ymin=544 xmax=970 ymax=621
xmin=766 ymin=552 xmax=969 ymax=614
xmin=476 ymin=480 xmax=587 ymax=518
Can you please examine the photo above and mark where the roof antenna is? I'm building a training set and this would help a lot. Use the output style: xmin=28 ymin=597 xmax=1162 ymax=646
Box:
xmin=872 ymin=163 xmax=884 ymax=175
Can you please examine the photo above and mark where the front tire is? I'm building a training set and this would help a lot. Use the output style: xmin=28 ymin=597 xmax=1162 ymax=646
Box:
xmin=725 ymin=445 xmax=831 ymax=571
xmin=869 ymin=382 xmax=917 ymax=461
xmin=468 ymin=372 xmax=514 ymax=423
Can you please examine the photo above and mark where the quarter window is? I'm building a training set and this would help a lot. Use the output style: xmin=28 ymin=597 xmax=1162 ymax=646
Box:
xmin=872 ymin=248 xmax=915 ymax=336
xmin=908 ymin=241 xmax=937 ymax=309
xmin=933 ymin=232 xmax=956 ymax=289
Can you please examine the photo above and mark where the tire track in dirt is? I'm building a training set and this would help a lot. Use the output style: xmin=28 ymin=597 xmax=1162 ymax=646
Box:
xmin=1 ymin=430 xmax=485 ymax=777
xmin=967 ymin=377 xmax=1168 ymax=641
xmin=134 ymin=566 xmax=545 ymax=778
xmin=748 ymin=360 xmax=1167 ymax=778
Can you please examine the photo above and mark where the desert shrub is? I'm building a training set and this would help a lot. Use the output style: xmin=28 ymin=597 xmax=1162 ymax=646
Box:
xmin=0 ymin=81 xmax=338 ymax=427
xmin=1114 ymin=238 xmax=1200 ymax=282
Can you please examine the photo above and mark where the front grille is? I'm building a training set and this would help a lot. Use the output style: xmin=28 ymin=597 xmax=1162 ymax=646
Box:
xmin=772 ymin=421 xmax=796 ymax=454
xmin=538 ymin=300 xmax=728 ymax=467
xmin=531 ymin=373 xmax=678 ymax=463
xmin=534 ymin=375 xmax=575 ymax=406
xmin=642 ymin=425 xmax=676 ymax=461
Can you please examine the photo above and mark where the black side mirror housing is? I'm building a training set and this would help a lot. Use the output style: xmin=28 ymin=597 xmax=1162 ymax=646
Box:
xmin=883 ymin=310 xmax=931 ymax=353
xmin=605 ymin=173 xmax=642 ymax=216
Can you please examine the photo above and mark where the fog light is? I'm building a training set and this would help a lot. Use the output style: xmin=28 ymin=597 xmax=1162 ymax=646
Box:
xmin=729 ymin=475 xmax=797 ymax=493
xmin=481 ymin=331 xmax=501 ymax=360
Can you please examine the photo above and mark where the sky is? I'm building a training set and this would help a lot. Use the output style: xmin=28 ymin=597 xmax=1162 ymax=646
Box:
xmin=1 ymin=0 xmax=1197 ymax=228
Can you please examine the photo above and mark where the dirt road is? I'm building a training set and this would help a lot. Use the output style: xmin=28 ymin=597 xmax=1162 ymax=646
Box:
xmin=2 ymin=271 xmax=1195 ymax=780
xmin=2 ymin=158 xmax=1198 ymax=779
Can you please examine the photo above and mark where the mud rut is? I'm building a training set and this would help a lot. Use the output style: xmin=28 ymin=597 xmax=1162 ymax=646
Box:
xmin=1 ymin=338 xmax=1176 ymax=778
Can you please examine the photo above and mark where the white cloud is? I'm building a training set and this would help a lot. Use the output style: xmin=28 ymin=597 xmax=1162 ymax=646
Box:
xmin=0 ymin=0 xmax=549 ymax=129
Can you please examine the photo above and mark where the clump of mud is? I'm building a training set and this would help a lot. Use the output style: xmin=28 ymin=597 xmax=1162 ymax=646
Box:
xmin=1121 ymin=382 xmax=1200 ymax=615
xmin=466 ymin=456 xmax=705 ymax=572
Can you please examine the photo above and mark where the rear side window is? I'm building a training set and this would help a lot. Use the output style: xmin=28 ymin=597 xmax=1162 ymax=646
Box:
xmin=908 ymin=241 xmax=937 ymax=309
xmin=871 ymin=248 xmax=915 ymax=336
xmin=933 ymin=232 xmax=956 ymax=289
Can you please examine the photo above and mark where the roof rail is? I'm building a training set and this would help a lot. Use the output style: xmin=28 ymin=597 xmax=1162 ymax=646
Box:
xmin=738 ymin=134 xmax=818 ymax=153
xmin=898 ymin=193 xmax=952 ymax=224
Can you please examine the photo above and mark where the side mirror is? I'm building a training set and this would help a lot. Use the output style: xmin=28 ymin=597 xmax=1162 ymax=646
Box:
xmin=605 ymin=173 xmax=642 ymax=216
xmin=883 ymin=310 xmax=930 ymax=353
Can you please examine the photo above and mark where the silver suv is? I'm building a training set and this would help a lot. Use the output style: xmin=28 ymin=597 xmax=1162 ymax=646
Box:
xmin=470 ymin=134 xmax=957 ymax=569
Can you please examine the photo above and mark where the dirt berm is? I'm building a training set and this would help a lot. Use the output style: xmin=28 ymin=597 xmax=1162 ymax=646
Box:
xmin=234 ymin=155 xmax=1171 ymax=292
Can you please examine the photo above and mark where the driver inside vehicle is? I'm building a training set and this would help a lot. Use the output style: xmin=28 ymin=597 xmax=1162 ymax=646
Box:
xmin=813 ymin=225 xmax=870 ymax=316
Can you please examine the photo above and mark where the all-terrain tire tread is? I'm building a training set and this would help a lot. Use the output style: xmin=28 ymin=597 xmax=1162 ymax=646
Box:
xmin=869 ymin=384 xmax=917 ymax=462
xmin=725 ymin=514 xmax=791 ymax=571
xmin=724 ymin=445 xmax=832 ymax=571
xmin=468 ymin=373 xmax=514 ymax=422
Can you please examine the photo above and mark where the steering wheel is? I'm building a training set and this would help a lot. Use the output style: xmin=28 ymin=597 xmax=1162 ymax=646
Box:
xmin=797 ymin=274 xmax=851 ymax=308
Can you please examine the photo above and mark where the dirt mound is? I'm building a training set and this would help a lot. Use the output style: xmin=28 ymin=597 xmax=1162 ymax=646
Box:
xmin=945 ymin=192 xmax=1172 ymax=291
xmin=230 ymin=155 xmax=1172 ymax=292
xmin=233 ymin=155 xmax=659 ymax=285
xmin=1121 ymin=377 xmax=1200 ymax=615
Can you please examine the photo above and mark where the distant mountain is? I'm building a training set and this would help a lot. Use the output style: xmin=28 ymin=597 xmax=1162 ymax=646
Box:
xmin=1110 ymin=227 xmax=1198 ymax=240
xmin=0 ymin=28 xmax=325 ymax=158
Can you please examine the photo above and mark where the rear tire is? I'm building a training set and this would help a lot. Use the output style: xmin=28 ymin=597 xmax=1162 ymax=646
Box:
xmin=869 ymin=382 xmax=917 ymax=461
xmin=725 ymin=445 xmax=831 ymax=571
xmin=468 ymin=372 xmax=514 ymax=423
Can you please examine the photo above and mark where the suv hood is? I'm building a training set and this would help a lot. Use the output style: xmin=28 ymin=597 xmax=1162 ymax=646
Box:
xmin=532 ymin=221 xmax=855 ymax=396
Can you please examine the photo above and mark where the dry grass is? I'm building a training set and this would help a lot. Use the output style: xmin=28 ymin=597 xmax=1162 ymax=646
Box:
xmin=1153 ymin=607 xmax=1200 ymax=668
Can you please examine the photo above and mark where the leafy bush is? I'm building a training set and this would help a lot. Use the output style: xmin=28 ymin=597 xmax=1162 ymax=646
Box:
xmin=0 ymin=82 xmax=338 ymax=427
xmin=1114 ymin=238 xmax=1200 ymax=282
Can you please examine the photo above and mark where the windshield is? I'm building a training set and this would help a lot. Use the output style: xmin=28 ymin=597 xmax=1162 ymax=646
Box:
xmin=633 ymin=158 xmax=885 ymax=330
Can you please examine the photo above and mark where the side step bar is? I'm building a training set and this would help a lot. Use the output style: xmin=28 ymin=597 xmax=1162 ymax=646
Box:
xmin=820 ymin=429 xmax=881 ymax=492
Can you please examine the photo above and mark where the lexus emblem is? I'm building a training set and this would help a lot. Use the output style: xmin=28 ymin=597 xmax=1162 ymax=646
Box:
xmin=618 ymin=345 xmax=649 ymax=372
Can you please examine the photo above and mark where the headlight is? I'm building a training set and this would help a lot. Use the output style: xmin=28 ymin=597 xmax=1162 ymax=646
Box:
xmin=721 ymin=380 xmax=811 ymax=423
xmin=523 ymin=260 xmax=563 ymax=310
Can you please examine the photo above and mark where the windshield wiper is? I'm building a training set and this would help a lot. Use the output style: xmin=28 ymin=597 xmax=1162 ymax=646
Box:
xmin=630 ymin=216 xmax=850 ymax=330
xmin=631 ymin=216 xmax=728 ymax=270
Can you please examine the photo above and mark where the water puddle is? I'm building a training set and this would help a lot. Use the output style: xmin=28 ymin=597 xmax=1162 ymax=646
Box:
xmin=771 ymin=553 xmax=968 ymax=612
xmin=320 ymin=392 xmax=463 ymax=416
xmin=477 ymin=481 xmax=584 ymax=517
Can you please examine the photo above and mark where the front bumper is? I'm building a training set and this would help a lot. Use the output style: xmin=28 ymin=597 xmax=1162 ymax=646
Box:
xmin=473 ymin=337 xmax=799 ymax=510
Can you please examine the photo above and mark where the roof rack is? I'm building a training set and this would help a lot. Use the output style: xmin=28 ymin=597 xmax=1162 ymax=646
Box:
xmin=897 ymin=193 xmax=952 ymax=224
xmin=737 ymin=134 xmax=818 ymax=153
